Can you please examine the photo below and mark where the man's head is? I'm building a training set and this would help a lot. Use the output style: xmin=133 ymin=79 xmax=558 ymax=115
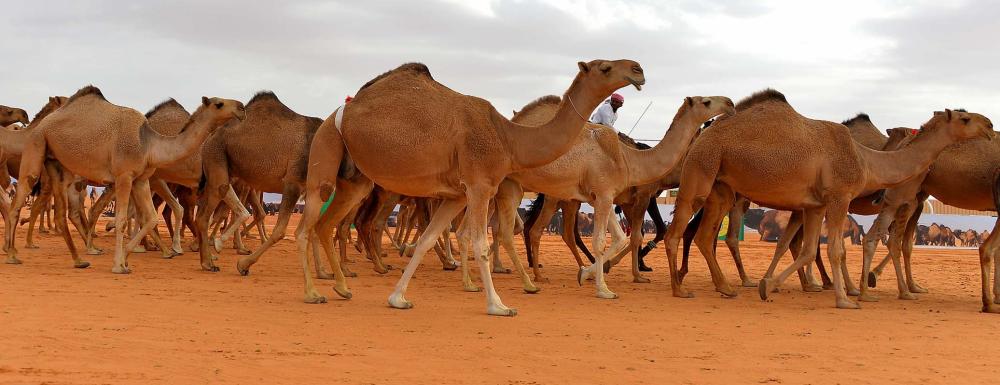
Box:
xmin=610 ymin=93 xmax=624 ymax=110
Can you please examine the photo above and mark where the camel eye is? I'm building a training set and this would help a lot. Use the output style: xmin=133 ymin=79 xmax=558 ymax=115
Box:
xmin=703 ymin=101 xmax=711 ymax=107
xmin=215 ymin=102 xmax=224 ymax=109
xmin=961 ymin=117 xmax=970 ymax=124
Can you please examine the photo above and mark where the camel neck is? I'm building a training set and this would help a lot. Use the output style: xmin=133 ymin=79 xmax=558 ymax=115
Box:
xmin=858 ymin=127 xmax=957 ymax=190
xmin=621 ymin=104 xmax=702 ymax=187
xmin=500 ymin=75 xmax=607 ymax=169
xmin=147 ymin=111 xmax=218 ymax=168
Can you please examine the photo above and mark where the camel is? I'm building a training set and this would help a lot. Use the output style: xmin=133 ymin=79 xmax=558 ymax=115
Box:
xmin=495 ymin=95 xmax=732 ymax=296
xmin=860 ymin=123 xmax=1000 ymax=312
xmin=197 ymin=91 xmax=349 ymax=275
xmin=0 ymin=105 xmax=28 ymax=127
xmin=5 ymin=86 xmax=245 ymax=273
xmin=660 ymin=88 xmax=993 ymax=309
xmin=291 ymin=60 xmax=644 ymax=314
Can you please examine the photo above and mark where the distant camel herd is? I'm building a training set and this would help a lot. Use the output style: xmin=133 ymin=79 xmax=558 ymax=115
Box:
xmin=4 ymin=58 xmax=1000 ymax=316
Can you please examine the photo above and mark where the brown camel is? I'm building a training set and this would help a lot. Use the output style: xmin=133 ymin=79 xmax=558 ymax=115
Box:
xmin=661 ymin=88 xmax=993 ymax=309
xmin=5 ymin=86 xmax=245 ymax=273
xmin=291 ymin=60 xmax=644 ymax=313
xmin=506 ymin=95 xmax=733 ymax=292
xmin=861 ymin=123 xmax=1000 ymax=312
xmin=197 ymin=91 xmax=346 ymax=275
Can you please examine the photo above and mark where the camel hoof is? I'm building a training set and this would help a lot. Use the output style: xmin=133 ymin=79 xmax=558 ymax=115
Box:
xmin=982 ymin=304 xmax=1000 ymax=314
xmin=164 ymin=251 xmax=181 ymax=259
xmin=673 ymin=288 xmax=694 ymax=299
xmin=86 ymin=248 xmax=103 ymax=255
xmin=909 ymin=284 xmax=928 ymax=294
xmin=5 ymin=256 xmax=22 ymax=265
xmin=111 ymin=265 xmax=131 ymax=274
xmin=899 ymin=292 xmax=918 ymax=300
xmin=388 ymin=293 xmax=413 ymax=309
xmin=867 ymin=272 xmax=878 ymax=288
xmin=822 ymin=282 xmax=835 ymax=290
xmin=597 ymin=290 xmax=618 ymax=299
xmin=836 ymin=298 xmax=861 ymax=309
xmin=343 ymin=271 xmax=358 ymax=278
xmin=633 ymin=276 xmax=651 ymax=284
xmin=316 ymin=271 xmax=335 ymax=280
xmin=442 ymin=261 xmax=458 ymax=271
xmin=201 ymin=264 xmax=220 ymax=273
xmin=487 ymin=306 xmax=517 ymax=317
xmin=576 ymin=267 xmax=587 ymax=286
xmin=802 ymin=284 xmax=823 ymax=293
xmin=304 ymin=293 xmax=327 ymax=304
xmin=74 ymin=261 xmax=90 ymax=269
xmin=523 ymin=285 xmax=541 ymax=294
xmin=132 ymin=247 xmax=147 ymax=253
xmin=741 ymin=279 xmax=759 ymax=288
xmin=463 ymin=285 xmax=481 ymax=292
xmin=333 ymin=286 xmax=352 ymax=299
xmin=847 ymin=287 xmax=861 ymax=297
xmin=858 ymin=293 xmax=880 ymax=302
xmin=718 ymin=286 xmax=738 ymax=298
xmin=237 ymin=249 xmax=252 ymax=256
xmin=24 ymin=244 xmax=39 ymax=250
xmin=758 ymin=279 xmax=770 ymax=300
xmin=492 ymin=267 xmax=512 ymax=274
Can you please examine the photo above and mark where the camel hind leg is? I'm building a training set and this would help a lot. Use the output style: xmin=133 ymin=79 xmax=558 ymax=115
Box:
xmin=236 ymin=184 xmax=299 ymax=276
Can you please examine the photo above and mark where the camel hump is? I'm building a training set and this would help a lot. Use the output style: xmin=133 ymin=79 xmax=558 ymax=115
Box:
xmin=513 ymin=95 xmax=561 ymax=119
xmin=67 ymin=85 xmax=107 ymax=105
xmin=841 ymin=113 xmax=871 ymax=126
xmin=145 ymin=98 xmax=184 ymax=118
xmin=247 ymin=90 xmax=282 ymax=106
xmin=735 ymin=88 xmax=788 ymax=111
xmin=358 ymin=62 xmax=433 ymax=92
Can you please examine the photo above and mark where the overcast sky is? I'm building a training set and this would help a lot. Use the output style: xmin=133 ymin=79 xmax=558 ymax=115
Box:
xmin=4 ymin=0 xmax=999 ymax=143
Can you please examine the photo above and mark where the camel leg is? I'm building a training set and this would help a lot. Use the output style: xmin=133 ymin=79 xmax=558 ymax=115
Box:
xmin=726 ymin=201 xmax=756 ymax=287
xmin=109 ymin=175 xmax=135 ymax=274
xmin=902 ymin=201 xmax=927 ymax=293
xmin=823 ymin=205 xmax=860 ymax=309
xmin=150 ymin=178 xmax=183 ymax=257
xmin=559 ymin=201 xmax=594 ymax=266
xmin=689 ymin=184 xmax=737 ymax=297
xmin=763 ymin=211 xmax=819 ymax=292
xmin=884 ymin=205 xmax=918 ymax=300
xmin=85 ymin=186 xmax=114 ymax=254
xmin=759 ymin=207 xmax=825 ymax=300
xmin=5 ymin=174 xmax=41 ymax=264
xmin=65 ymin=181 xmax=96 ymax=256
xmin=980 ymin=218 xmax=1000 ymax=312
xmin=578 ymin=197 xmax=618 ymax=299
xmin=216 ymin=186 xmax=251 ymax=253
xmin=388 ymin=199 xmax=473 ymax=309
xmin=859 ymin=205 xmax=900 ymax=300
xmin=23 ymin=189 xmax=48 ymax=249
xmin=495 ymin=183 xmax=539 ymax=293
xmin=525 ymin=197 xmax=559 ymax=282
xmin=123 ymin=179 xmax=171 ymax=259
xmin=236 ymin=184 xmax=299 ymax=276
xmin=44 ymin=161 xmax=89 ymax=269
xmin=458 ymin=222 xmax=479 ymax=292
xmin=295 ymin=180 xmax=364 ymax=304
xmin=610 ymin=200 xmax=650 ymax=283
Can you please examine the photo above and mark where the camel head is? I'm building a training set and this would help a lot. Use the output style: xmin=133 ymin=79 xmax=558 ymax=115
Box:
xmin=921 ymin=109 xmax=994 ymax=141
xmin=684 ymin=96 xmax=735 ymax=123
xmin=0 ymin=105 xmax=29 ymax=126
xmin=198 ymin=97 xmax=246 ymax=127
xmin=887 ymin=127 xmax=917 ymax=141
xmin=576 ymin=59 xmax=645 ymax=95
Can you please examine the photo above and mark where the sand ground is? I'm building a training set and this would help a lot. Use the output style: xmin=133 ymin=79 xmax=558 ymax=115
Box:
xmin=1 ymin=214 xmax=999 ymax=384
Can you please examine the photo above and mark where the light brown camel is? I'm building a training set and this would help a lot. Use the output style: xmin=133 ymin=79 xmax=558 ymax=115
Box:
xmin=860 ymin=123 xmax=1000 ymax=312
xmin=499 ymin=95 xmax=733 ymax=295
xmin=197 ymin=91 xmax=344 ymax=275
xmin=291 ymin=60 xmax=644 ymax=313
xmin=660 ymin=88 xmax=993 ymax=309
xmin=0 ymin=105 xmax=28 ymax=127
xmin=5 ymin=86 xmax=245 ymax=272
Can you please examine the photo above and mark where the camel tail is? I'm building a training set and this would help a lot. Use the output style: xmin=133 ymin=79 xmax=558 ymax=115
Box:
xmin=522 ymin=194 xmax=545 ymax=267
xmin=639 ymin=198 xmax=666 ymax=257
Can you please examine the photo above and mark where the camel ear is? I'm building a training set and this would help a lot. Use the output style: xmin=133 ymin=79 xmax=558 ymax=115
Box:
xmin=578 ymin=61 xmax=590 ymax=73
xmin=685 ymin=97 xmax=693 ymax=107
xmin=945 ymin=109 xmax=953 ymax=121
xmin=202 ymin=96 xmax=210 ymax=106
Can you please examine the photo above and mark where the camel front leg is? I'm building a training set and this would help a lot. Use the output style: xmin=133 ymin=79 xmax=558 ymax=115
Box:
xmin=726 ymin=201 xmax=756 ymax=287
xmin=823 ymin=205 xmax=860 ymax=309
xmin=44 ymin=161 xmax=89 ymax=269
xmin=217 ymin=185 xmax=251 ymax=253
xmin=689 ymin=185 xmax=737 ymax=297
xmin=150 ymin=178 xmax=183 ymax=256
xmin=110 ymin=175 xmax=135 ymax=274
xmin=759 ymin=207 xmax=825 ymax=300
xmin=579 ymin=197 xmax=617 ymax=299
xmin=236 ymin=184 xmax=298 ymax=276
xmin=494 ymin=184 xmax=539 ymax=293
xmin=980 ymin=217 xmax=1000 ymax=312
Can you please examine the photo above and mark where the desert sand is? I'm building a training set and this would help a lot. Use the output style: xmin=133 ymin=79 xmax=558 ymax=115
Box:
xmin=1 ymin=215 xmax=999 ymax=384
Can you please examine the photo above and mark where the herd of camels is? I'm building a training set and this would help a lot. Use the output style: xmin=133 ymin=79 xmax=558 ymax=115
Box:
xmin=3 ymin=58 xmax=1000 ymax=316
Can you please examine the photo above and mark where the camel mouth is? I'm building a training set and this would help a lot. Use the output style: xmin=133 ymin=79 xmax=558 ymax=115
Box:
xmin=626 ymin=77 xmax=644 ymax=91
